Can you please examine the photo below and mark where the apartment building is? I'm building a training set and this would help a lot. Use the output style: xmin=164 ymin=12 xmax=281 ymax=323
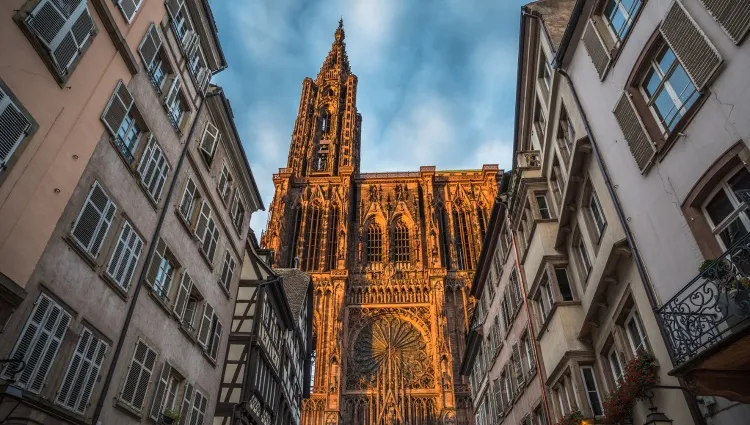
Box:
xmin=214 ymin=236 xmax=313 ymax=425
xmin=0 ymin=1 xmax=266 ymax=424
xmin=464 ymin=1 xmax=700 ymax=424
xmin=558 ymin=0 xmax=750 ymax=421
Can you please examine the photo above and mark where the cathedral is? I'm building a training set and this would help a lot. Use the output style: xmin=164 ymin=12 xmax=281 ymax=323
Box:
xmin=260 ymin=20 xmax=499 ymax=425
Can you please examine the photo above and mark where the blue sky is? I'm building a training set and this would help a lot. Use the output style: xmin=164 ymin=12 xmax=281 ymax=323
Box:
xmin=211 ymin=0 xmax=530 ymax=233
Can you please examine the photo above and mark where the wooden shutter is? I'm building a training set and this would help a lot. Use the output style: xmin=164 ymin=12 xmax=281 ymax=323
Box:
xmin=72 ymin=182 xmax=116 ymax=256
xmin=699 ymin=0 xmax=750 ymax=43
xmin=513 ymin=343 xmax=524 ymax=388
xmin=199 ymin=122 xmax=219 ymax=159
xmin=138 ymin=23 xmax=163 ymax=70
xmin=194 ymin=201 xmax=211 ymax=240
xmin=149 ymin=362 xmax=172 ymax=420
xmin=661 ymin=0 xmax=723 ymax=90
xmin=5 ymin=294 xmax=71 ymax=394
xmin=164 ymin=74 xmax=182 ymax=107
xmin=165 ymin=0 xmax=185 ymax=19
xmin=613 ymin=92 xmax=656 ymax=172
xmin=106 ymin=221 xmax=144 ymax=289
xmin=120 ymin=340 xmax=157 ymax=410
xmin=146 ymin=238 xmax=167 ymax=287
xmin=0 ymin=86 xmax=33 ymax=167
xmin=209 ymin=314 xmax=222 ymax=359
xmin=189 ymin=390 xmax=207 ymax=425
xmin=204 ymin=222 xmax=219 ymax=260
xmin=116 ymin=0 xmax=143 ymax=23
xmin=197 ymin=303 xmax=214 ymax=347
xmin=179 ymin=178 xmax=197 ymax=220
xmin=56 ymin=328 xmax=108 ymax=414
xmin=137 ymin=136 xmax=170 ymax=201
xmin=173 ymin=271 xmax=192 ymax=318
xmin=582 ymin=19 xmax=610 ymax=79
xmin=180 ymin=382 xmax=194 ymax=425
xmin=26 ymin=0 xmax=94 ymax=76
xmin=102 ymin=80 xmax=135 ymax=137
xmin=221 ymin=251 xmax=234 ymax=289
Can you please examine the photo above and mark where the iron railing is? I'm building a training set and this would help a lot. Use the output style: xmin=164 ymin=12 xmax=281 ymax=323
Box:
xmin=113 ymin=135 xmax=136 ymax=164
xmin=657 ymin=232 xmax=750 ymax=366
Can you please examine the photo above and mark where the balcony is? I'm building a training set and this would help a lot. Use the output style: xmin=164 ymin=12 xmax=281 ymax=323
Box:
xmin=657 ymin=234 xmax=750 ymax=402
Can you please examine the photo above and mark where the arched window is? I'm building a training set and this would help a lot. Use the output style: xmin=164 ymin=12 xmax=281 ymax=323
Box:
xmin=394 ymin=220 xmax=410 ymax=263
xmin=326 ymin=206 xmax=339 ymax=270
xmin=366 ymin=223 xmax=383 ymax=263
xmin=438 ymin=207 xmax=451 ymax=268
xmin=321 ymin=110 xmax=330 ymax=134
xmin=303 ymin=205 xmax=324 ymax=271
xmin=289 ymin=206 xmax=302 ymax=268
xmin=478 ymin=207 xmax=487 ymax=243
xmin=453 ymin=209 xmax=476 ymax=270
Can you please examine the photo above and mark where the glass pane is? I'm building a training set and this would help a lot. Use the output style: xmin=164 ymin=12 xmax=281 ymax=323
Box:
xmin=643 ymin=69 xmax=661 ymax=98
xmin=668 ymin=65 xmax=694 ymax=101
xmin=705 ymin=189 xmax=734 ymax=226
xmin=653 ymin=90 xmax=679 ymax=129
xmin=555 ymin=268 xmax=574 ymax=301
xmin=729 ymin=168 xmax=750 ymax=198
xmin=719 ymin=217 xmax=749 ymax=247
xmin=657 ymin=48 xmax=676 ymax=74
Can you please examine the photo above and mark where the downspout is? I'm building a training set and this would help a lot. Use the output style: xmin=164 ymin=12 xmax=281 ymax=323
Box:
xmin=92 ymin=90 xmax=221 ymax=425
xmin=556 ymin=68 xmax=707 ymax=425
xmin=507 ymin=210 xmax=553 ymax=425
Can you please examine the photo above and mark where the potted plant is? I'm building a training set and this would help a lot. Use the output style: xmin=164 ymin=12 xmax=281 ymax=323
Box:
xmin=555 ymin=410 xmax=583 ymax=425
xmin=162 ymin=408 xmax=180 ymax=425
xmin=603 ymin=350 xmax=659 ymax=424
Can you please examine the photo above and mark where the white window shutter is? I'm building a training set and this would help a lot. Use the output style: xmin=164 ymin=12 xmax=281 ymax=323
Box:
xmin=149 ymin=362 xmax=172 ymax=420
xmin=173 ymin=271 xmax=192 ymax=318
xmin=72 ymin=182 xmax=117 ymax=256
xmin=138 ymin=23 xmax=163 ymax=70
xmin=660 ymin=0 xmax=723 ymax=90
xmin=197 ymin=303 xmax=214 ymax=347
xmin=117 ymin=0 xmax=143 ymax=23
xmin=194 ymin=201 xmax=211 ymax=240
xmin=120 ymin=340 xmax=157 ymax=410
xmin=138 ymin=136 xmax=170 ymax=202
xmin=189 ymin=391 xmax=207 ymax=425
xmin=101 ymin=80 xmax=134 ymax=137
xmin=698 ymin=0 xmax=750 ymax=44
xmin=581 ymin=19 xmax=610 ymax=79
xmin=0 ymin=87 xmax=33 ymax=167
xmin=146 ymin=238 xmax=167 ymax=286
xmin=204 ymin=222 xmax=219 ymax=261
xmin=56 ymin=328 xmax=108 ymax=414
xmin=26 ymin=0 xmax=94 ymax=76
xmin=179 ymin=178 xmax=197 ymax=220
xmin=613 ymin=92 xmax=656 ymax=172
xmin=106 ymin=221 xmax=144 ymax=289
xmin=199 ymin=122 xmax=219 ymax=158
xmin=209 ymin=314 xmax=222 ymax=359
xmin=180 ymin=382 xmax=194 ymax=425
xmin=136 ymin=134 xmax=155 ymax=176
xmin=164 ymin=74 xmax=182 ymax=107
xmin=165 ymin=0 xmax=184 ymax=18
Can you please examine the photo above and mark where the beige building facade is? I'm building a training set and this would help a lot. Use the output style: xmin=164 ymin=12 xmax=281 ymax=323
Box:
xmin=0 ymin=1 xmax=265 ymax=424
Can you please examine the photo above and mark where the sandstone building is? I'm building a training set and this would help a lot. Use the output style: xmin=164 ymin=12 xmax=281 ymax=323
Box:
xmin=260 ymin=21 xmax=499 ymax=425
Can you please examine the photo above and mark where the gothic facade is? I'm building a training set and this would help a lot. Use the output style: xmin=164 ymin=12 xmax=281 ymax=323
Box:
xmin=260 ymin=21 xmax=500 ymax=425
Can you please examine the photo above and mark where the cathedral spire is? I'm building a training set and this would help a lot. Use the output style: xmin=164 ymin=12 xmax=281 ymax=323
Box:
xmin=319 ymin=19 xmax=350 ymax=79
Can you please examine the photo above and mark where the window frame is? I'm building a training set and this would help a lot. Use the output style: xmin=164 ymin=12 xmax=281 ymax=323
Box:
xmin=700 ymin=165 xmax=750 ymax=250
xmin=625 ymin=309 xmax=650 ymax=355
xmin=580 ymin=365 xmax=604 ymax=416
xmin=0 ymin=81 xmax=37 ymax=180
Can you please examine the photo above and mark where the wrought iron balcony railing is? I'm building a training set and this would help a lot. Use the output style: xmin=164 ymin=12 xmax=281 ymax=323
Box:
xmin=657 ymin=233 xmax=750 ymax=366
xmin=113 ymin=135 xmax=136 ymax=164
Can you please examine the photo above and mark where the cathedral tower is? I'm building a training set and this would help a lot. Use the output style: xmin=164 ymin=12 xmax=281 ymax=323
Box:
xmin=261 ymin=21 xmax=500 ymax=425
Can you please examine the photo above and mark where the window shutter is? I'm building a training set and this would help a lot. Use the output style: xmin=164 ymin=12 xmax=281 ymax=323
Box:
xmin=221 ymin=251 xmax=235 ymax=290
xmin=138 ymin=23 xmax=163 ymax=70
xmin=149 ymin=362 xmax=171 ymax=420
xmin=138 ymin=136 xmax=170 ymax=202
xmin=660 ymin=0 xmax=723 ymax=90
xmin=197 ymin=303 xmax=214 ymax=347
xmin=120 ymin=340 xmax=157 ymax=410
xmin=209 ymin=314 xmax=222 ymax=359
xmin=581 ymin=19 xmax=610 ymax=79
xmin=198 ymin=67 xmax=211 ymax=94
xmin=199 ymin=122 xmax=219 ymax=159
xmin=146 ymin=239 xmax=167 ymax=286
xmin=136 ymin=134 xmax=155 ymax=176
xmin=179 ymin=178 xmax=197 ymax=221
xmin=165 ymin=0 xmax=184 ymax=18
xmin=102 ymin=81 xmax=134 ymax=137
xmin=698 ymin=0 xmax=750 ymax=44
xmin=116 ymin=0 xmax=142 ymax=23
xmin=204 ymin=222 xmax=219 ymax=260
xmin=173 ymin=271 xmax=192 ymax=318
xmin=56 ymin=328 xmax=108 ymax=414
xmin=26 ymin=0 xmax=94 ymax=76
xmin=189 ymin=391 xmax=207 ymax=425
xmin=106 ymin=221 xmax=144 ymax=289
xmin=164 ymin=74 xmax=182 ymax=107
xmin=180 ymin=382 xmax=194 ymax=425
xmin=194 ymin=201 xmax=211 ymax=240
xmin=0 ymin=86 xmax=33 ymax=167
xmin=613 ymin=93 xmax=656 ymax=172
xmin=71 ymin=182 xmax=116 ymax=256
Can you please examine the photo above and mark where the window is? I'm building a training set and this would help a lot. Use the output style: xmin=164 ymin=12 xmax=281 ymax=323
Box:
xmin=119 ymin=339 xmax=157 ymax=411
xmin=0 ymin=84 xmax=34 ymax=172
xmin=394 ymin=219 xmax=410 ymax=263
xmin=603 ymin=0 xmax=642 ymax=42
xmin=23 ymin=0 xmax=96 ymax=80
xmin=625 ymin=310 xmax=649 ymax=354
xmin=536 ymin=194 xmax=551 ymax=219
xmin=218 ymin=164 xmax=233 ymax=203
xmin=149 ymin=362 xmax=184 ymax=421
xmin=187 ymin=40 xmax=211 ymax=93
xmin=189 ymin=389 xmax=208 ymax=425
xmin=137 ymin=135 xmax=170 ymax=202
xmin=522 ymin=333 xmax=535 ymax=372
xmin=478 ymin=207 xmax=488 ymax=242
xmin=220 ymin=251 xmax=236 ymax=290
xmin=164 ymin=76 xmax=186 ymax=131
xmin=180 ymin=383 xmax=195 ymax=424
xmin=580 ymin=366 xmax=604 ymax=416
xmin=106 ymin=221 xmax=144 ymax=290
xmin=288 ymin=206 xmax=302 ymax=267
xmin=703 ymin=167 xmax=750 ymax=248
xmin=146 ymin=239 xmax=176 ymax=301
xmin=195 ymin=202 xmax=219 ymax=262
xmin=588 ymin=189 xmax=606 ymax=238
xmin=199 ymin=122 xmax=220 ymax=165
xmin=115 ymin=0 xmax=143 ymax=22
xmin=510 ymin=268 xmax=522 ymax=310
xmin=555 ymin=267 xmax=574 ymax=301
xmin=366 ymin=222 xmax=383 ymax=263
xmin=208 ymin=314 xmax=224 ymax=360
xmin=534 ymin=101 xmax=546 ymax=137
xmin=138 ymin=24 xmax=167 ymax=93
xmin=172 ymin=271 xmax=193 ymax=319
xmin=534 ymin=406 xmax=547 ymax=425
xmin=556 ymin=377 xmax=573 ymax=415
xmin=557 ymin=105 xmax=574 ymax=162
xmin=102 ymin=81 xmax=142 ymax=164
xmin=439 ymin=208 xmax=452 ymax=267
xmin=326 ymin=206 xmax=340 ymax=270
xmin=230 ymin=193 xmax=245 ymax=231
xmin=454 ymin=209 xmax=477 ymax=270
xmin=56 ymin=327 xmax=108 ymax=414
xmin=72 ymin=182 xmax=117 ymax=257
xmin=538 ymin=52 xmax=552 ymax=91
xmin=608 ymin=347 xmax=624 ymax=384
xmin=302 ymin=205 xmax=324 ymax=271
xmin=539 ymin=276 xmax=553 ymax=322
xmin=3 ymin=293 xmax=71 ymax=393
xmin=166 ymin=0 xmax=196 ymax=51
xmin=575 ymin=237 xmax=592 ymax=279
xmin=179 ymin=178 xmax=200 ymax=224
xmin=181 ymin=286 xmax=203 ymax=333
xmin=551 ymin=157 xmax=565 ymax=205
xmin=641 ymin=46 xmax=699 ymax=134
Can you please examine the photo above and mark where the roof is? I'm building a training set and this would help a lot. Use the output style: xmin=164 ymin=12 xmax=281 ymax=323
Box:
xmin=273 ymin=268 xmax=311 ymax=318
xmin=524 ymin=0 xmax=578 ymax=50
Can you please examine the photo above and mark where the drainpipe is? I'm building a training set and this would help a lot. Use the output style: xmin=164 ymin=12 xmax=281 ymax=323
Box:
xmin=556 ymin=68 xmax=707 ymax=425
xmin=92 ymin=90 xmax=220 ymax=425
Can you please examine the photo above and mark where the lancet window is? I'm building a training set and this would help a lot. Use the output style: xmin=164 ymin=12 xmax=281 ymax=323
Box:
xmin=439 ymin=207 xmax=451 ymax=268
xmin=288 ymin=206 xmax=302 ymax=268
xmin=302 ymin=205 xmax=324 ymax=271
xmin=326 ymin=206 xmax=339 ymax=270
xmin=453 ymin=209 xmax=476 ymax=270
xmin=393 ymin=220 xmax=411 ymax=263
xmin=366 ymin=223 xmax=383 ymax=263
xmin=478 ymin=206 xmax=488 ymax=243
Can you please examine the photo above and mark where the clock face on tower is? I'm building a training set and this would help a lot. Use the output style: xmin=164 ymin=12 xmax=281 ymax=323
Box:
xmin=262 ymin=20 xmax=499 ymax=425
